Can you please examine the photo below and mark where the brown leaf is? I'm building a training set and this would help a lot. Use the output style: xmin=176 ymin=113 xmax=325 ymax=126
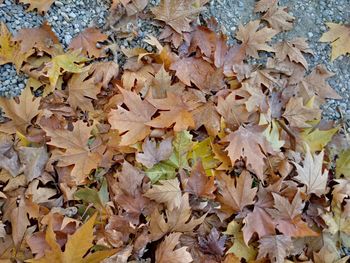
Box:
xmin=108 ymin=88 xmax=157 ymax=146
xmin=89 ymin=61 xmax=119 ymax=89
xmin=222 ymin=126 xmax=273 ymax=179
xmin=184 ymin=160 xmax=216 ymax=199
xmin=19 ymin=0 xmax=55 ymax=14
xmin=146 ymin=92 xmax=198 ymax=131
xmin=150 ymin=65 xmax=172 ymax=99
xmin=18 ymin=146 xmax=48 ymax=182
xmin=282 ymin=97 xmax=321 ymax=128
xmin=274 ymin=38 xmax=313 ymax=69
xmin=0 ymin=87 xmax=40 ymax=134
xmin=151 ymin=0 xmax=205 ymax=34
xmin=170 ymin=57 xmax=225 ymax=93
xmin=261 ymin=5 xmax=295 ymax=32
xmin=192 ymin=102 xmax=220 ymax=136
xmin=69 ymin=28 xmax=108 ymax=58
xmin=257 ymin=235 xmax=292 ymax=263
xmin=136 ymin=137 xmax=173 ymax=168
xmin=67 ymin=71 xmax=102 ymax=111
xmin=11 ymin=196 xmax=30 ymax=248
xmin=235 ymin=20 xmax=278 ymax=58
xmin=144 ymin=178 xmax=182 ymax=211
xmin=198 ymin=228 xmax=226 ymax=257
xmin=42 ymin=120 xmax=102 ymax=184
xmin=155 ymin=233 xmax=193 ymax=263
xmin=0 ymin=133 xmax=21 ymax=177
xmin=13 ymin=21 xmax=60 ymax=55
xmin=216 ymin=171 xmax=257 ymax=216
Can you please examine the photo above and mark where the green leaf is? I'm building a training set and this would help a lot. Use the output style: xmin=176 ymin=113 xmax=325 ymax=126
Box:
xmin=146 ymin=161 xmax=177 ymax=183
xmin=336 ymin=149 xmax=350 ymax=179
xmin=98 ymin=178 xmax=109 ymax=205
xmin=301 ymin=125 xmax=338 ymax=152
xmin=75 ymin=188 xmax=103 ymax=208
xmin=168 ymin=131 xmax=193 ymax=170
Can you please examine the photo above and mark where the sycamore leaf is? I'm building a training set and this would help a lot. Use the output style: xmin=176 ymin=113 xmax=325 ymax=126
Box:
xmin=42 ymin=120 xmax=101 ymax=184
xmin=149 ymin=193 xmax=205 ymax=240
xmin=108 ymin=88 xmax=157 ymax=146
xmin=235 ymin=20 xmax=278 ymax=58
xmin=13 ymin=21 xmax=60 ymax=55
xmin=155 ymin=233 xmax=193 ymax=263
xmin=144 ymin=178 xmax=182 ymax=211
xmin=136 ymin=137 xmax=173 ymax=168
xmin=18 ymin=146 xmax=48 ymax=182
xmin=274 ymin=38 xmax=313 ymax=69
xmin=184 ymin=160 xmax=216 ymax=199
xmin=263 ymin=120 xmax=285 ymax=151
xmin=146 ymin=92 xmax=197 ymax=131
xmin=0 ymin=22 xmax=29 ymax=71
xmin=151 ymin=0 xmax=205 ymax=34
xmin=301 ymin=125 xmax=338 ymax=152
xmin=0 ymin=86 xmax=40 ymax=134
xmin=170 ymin=57 xmax=225 ymax=93
xmin=150 ymin=65 xmax=172 ymax=99
xmin=168 ymin=130 xmax=193 ymax=170
xmin=257 ymin=235 xmax=292 ymax=263
xmin=293 ymin=147 xmax=328 ymax=196
xmin=223 ymin=126 xmax=273 ymax=179
xmin=146 ymin=161 xmax=177 ymax=183
xmin=320 ymin=22 xmax=350 ymax=61
xmin=69 ymin=28 xmax=108 ymax=58
xmin=44 ymin=50 xmax=89 ymax=89
xmin=336 ymin=149 xmax=350 ymax=179
xmin=261 ymin=5 xmax=295 ymax=32
xmin=89 ymin=61 xmax=119 ymax=89
xmin=254 ymin=0 xmax=278 ymax=13
xmin=282 ymin=97 xmax=321 ymax=128
xmin=192 ymin=102 xmax=221 ymax=136
xmin=27 ymin=213 xmax=116 ymax=262
xmin=11 ymin=196 xmax=30 ymax=248
xmin=216 ymin=171 xmax=257 ymax=216
xmin=67 ymin=71 xmax=102 ymax=111
xmin=198 ymin=228 xmax=226 ymax=257
xmin=19 ymin=0 xmax=55 ymax=14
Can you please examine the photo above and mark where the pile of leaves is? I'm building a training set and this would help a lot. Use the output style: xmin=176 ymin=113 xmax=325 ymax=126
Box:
xmin=1 ymin=0 xmax=350 ymax=262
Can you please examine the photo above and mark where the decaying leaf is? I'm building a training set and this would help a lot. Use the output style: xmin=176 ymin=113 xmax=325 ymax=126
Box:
xmin=19 ymin=0 xmax=55 ymax=14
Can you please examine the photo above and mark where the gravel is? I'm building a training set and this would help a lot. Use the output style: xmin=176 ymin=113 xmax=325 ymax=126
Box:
xmin=208 ymin=0 xmax=350 ymax=122
xmin=0 ymin=0 xmax=349 ymax=124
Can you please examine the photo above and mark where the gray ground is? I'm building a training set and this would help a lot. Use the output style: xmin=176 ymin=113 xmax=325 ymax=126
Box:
xmin=0 ymin=0 xmax=350 ymax=125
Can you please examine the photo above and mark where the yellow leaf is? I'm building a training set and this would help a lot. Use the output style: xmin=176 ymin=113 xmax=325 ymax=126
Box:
xmin=301 ymin=125 xmax=338 ymax=152
xmin=320 ymin=22 xmax=350 ymax=61
xmin=336 ymin=149 xmax=350 ymax=179
xmin=27 ymin=213 xmax=116 ymax=263
xmin=263 ymin=120 xmax=285 ymax=151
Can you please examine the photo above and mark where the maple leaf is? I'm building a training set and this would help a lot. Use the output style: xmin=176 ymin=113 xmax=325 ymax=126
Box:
xmin=18 ymin=146 xmax=48 ymax=182
xmin=293 ymin=147 xmax=328 ymax=196
xmin=69 ymin=28 xmax=108 ymax=58
xmin=198 ymin=228 xmax=226 ymax=257
xmin=336 ymin=149 xmax=350 ymax=179
xmin=184 ymin=160 xmax=216 ymax=199
xmin=108 ymin=88 xmax=156 ymax=146
xmin=274 ymin=38 xmax=313 ymax=69
xmin=43 ymin=50 xmax=89 ymax=89
xmin=151 ymin=0 xmax=205 ymax=34
xmin=168 ymin=130 xmax=193 ymax=170
xmin=282 ymin=97 xmax=321 ymax=128
xmin=11 ymin=196 xmax=30 ymax=248
xmin=189 ymin=137 xmax=220 ymax=173
xmin=0 ymin=86 xmax=40 ymax=134
xmin=297 ymin=65 xmax=341 ymax=103
xmin=0 ymin=22 xmax=29 ymax=71
xmin=222 ymin=126 xmax=273 ymax=179
xmin=27 ymin=213 xmax=116 ymax=262
xmin=136 ymin=137 xmax=173 ymax=168
xmin=216 ymin=171 xmax=257 ymax=216
xmin=149 ymin=193 xmax=205 ymax=240
xmin=146 ymin=92 xmax=198 ymax=131
xmin=257 ymin=235 xmax=292 ymax=263
xmin=261 ymin=5 xmax=295 ymax=32
xmin=155 ymin=233 xmax=193 ymax=263
xmin=170 ymin=57 xmax=225 ymax=93
xmin=254 ymin=0 xmax=278 ymax=13
xmin=320 ymin=22 xmax=350 ymax=61
xmin=13 ymin=21 xmax=60 ymax=55
xmin=149 ymin=65 xmax=172 ymax=99
xmin=67 ymin=71 xmax=102 ymax=111
xmin=144 ymin=178 xmax=182 ymax=211
xmin=42 ymin=120 xmax=102 ymax=184
xmin=192 ymin=101 xmax=221 ymax=136
xmin=235 ymin=20 xmax=278 ymax=58
xmin=19 ymin=0 xmax=55 ymax=14
xmin=301 ymin=124 xmax=338 ymax=152
xmin=89 ymin=61 xmax=119 ymax=89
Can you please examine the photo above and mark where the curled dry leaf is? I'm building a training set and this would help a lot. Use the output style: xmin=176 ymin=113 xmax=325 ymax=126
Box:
xmin=19 ymin=0 xmax=55 ymax=14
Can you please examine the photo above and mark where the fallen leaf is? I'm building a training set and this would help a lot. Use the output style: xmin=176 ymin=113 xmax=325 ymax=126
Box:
xmin=192 ymin=102 xmax=221 ymax=136
xmin=108 ymin=88 xmax=156 ymax=146
xmin=69 ymin=28 xmax=108 ymax=58
xmin=235 ymin=20 xmax=278 ymax=58
xmin=198 ymin=228 xmax=226 ymax=257
xmin=18 ymin=146 xmax=48 ymax=182
xmin=19 ymin=0 xmax=55 ymax=14
xmin=257 ymin=235 xmax=292 ymax=263
xmin=155 ymin=233 xmax=193 ymax=263
xmin=0 ymin=86 xmax=40 ymax=134
xmin=320 ymin=22 xmax=350 ymax=61
xmin=261 ymin=5 xmax=294 ymax=32
xmin=336 ymin=149 xmax=350 ymax=179
xmin=89 ymin=61 xmax=119 ymax=88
